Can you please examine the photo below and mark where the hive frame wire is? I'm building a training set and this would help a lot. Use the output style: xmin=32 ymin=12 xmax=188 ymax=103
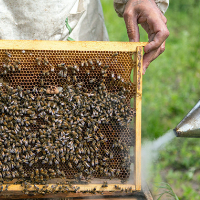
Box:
xmin=0 ymin=40 xmax=146 ymax=198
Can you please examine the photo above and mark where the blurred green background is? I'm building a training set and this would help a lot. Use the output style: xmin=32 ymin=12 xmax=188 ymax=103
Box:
xmin=101 ymin=0 xmax=200 ymax=199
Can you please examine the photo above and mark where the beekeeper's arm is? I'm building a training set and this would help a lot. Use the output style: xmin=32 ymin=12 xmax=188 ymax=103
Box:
xmin=114 ymin=0 xmax=169 ymax=74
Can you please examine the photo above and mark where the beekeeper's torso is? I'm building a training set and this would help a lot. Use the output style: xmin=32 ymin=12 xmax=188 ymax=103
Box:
xmin=0 ymin=0 xmax=109 ymax=41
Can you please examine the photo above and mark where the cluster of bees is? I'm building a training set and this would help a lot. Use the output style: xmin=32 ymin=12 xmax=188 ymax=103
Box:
xmin=1 ymin=52 xmax=21 ymax=75
xmin=0 ymin=51 xmax=134 ymax=195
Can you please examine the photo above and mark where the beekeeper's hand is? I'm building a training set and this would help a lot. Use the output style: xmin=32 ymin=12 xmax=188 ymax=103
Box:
xmin=123 ymin=0 xmax=169 ymax=74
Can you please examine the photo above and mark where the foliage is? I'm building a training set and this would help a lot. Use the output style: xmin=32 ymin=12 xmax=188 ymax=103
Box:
xmin=101 ymin=0 xmax=200 ymax=139
xmin=151 ymin=139 xmax=200 ymax=199
xmin=156 ymin=182 xmax=179 ymax=200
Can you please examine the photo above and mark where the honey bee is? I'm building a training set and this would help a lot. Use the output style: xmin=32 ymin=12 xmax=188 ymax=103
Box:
xmin=112 ymin=52 xmax=118 ymax=57
xmin=115 ymin=169 xmax=120 ymax=176
xmin=50 ymin=64 xmax=54 ymax=72
xmin=94 ymin=146 xmax=99 ymax=152
xmin=63 ymin=71 xmax=67 ymax=78
xmin=3 ymin=70 xmax=7 ymax=75
xmin=103 ymin=149 xmax=109 ymax=156
xmin=61 ymin=157 xmax=65 ymax=163
xmin=57 ymin=63 xmax=65 ymax=67
xmin=29 ymin=160 xmax=34 ymax=167
xmin=88 ymin=59 xmax=93 ymax=65
xmin=101 ymin=181 xmax=108 ymax=188
xmin=36 ymin=57 xmax=42 ymax=65
xmin=5 ymin=51 xmax=12 ymax=58
xmin=86 ymin=70 xmax=90 ymax=75
xmin=40 ymin=79 xmax=44 ymax=86
xmin=91 ymin=65 xmax=95 ymax=70
xmin=96 ymin=141 xmax=101 ymax=148
xmin=15 ymin=171 xmax=20 ymax=178
xmin=110 ymin=152 xmax=114 ymax=159
xmin=74 ymin=186 xmax=80 ymax=193
xmin=101 ymin=69 xmax=107 ymax=75
xmin=35 ymin=169 xmax=39 ymax=175
xmin=83 ymin=161 xmax=90 ymax=168
xmin=18 ymin=65 xmax=22 ymax=71
xmin=89 ymin=159 xmax=94 ymax=167
xmin=73 ymin=75 xmax=77 ymax=82
xmin=73 ymin=157 xmax=79 ymax=165
xmin=95 ymin=59 xmax=99 ymax=64
xmin=117 ymin=74 xmax=121 ymax=80
xmin=47 ymin=96 xmax=54 ymax=101
xmin=89 ymin=78 xmax=96 ymax=84
xmin=84 ymin=61 xmax=89 ymax=67
xmin=90 ymin=147 xmax=95 ymax=153
xmin=111 ymin=71 xmax=116 ymax=81
xmin=34 ymin=184 xmax=39 ymax=191
xmin=48 ymin=169 xmax=55 ymax=173
xmin=121 ymin=180 xmax=126 ymax=184
xmin=32 ymin=86 xmax=38 ymax=93
xmin=43 ymin=57 xmax=49 ymax=65
xmin=93 ymin=125 xmax=98 ymax=132
xmin=58 ymin=70 xmax=63 ymax=77
xmin=42 ymin=70 xmax=50 ymax=76
xmin=30 ymin=172 xmax=34 ymax=179
xmin=4 ymin=57 xmax=11 ymax=63
xmin=5 ymin=64 xmax=11 ymax=71
xmin=103 ymin=65 xmax=109 ymax=70
xmin=68 ymin=162 xmax=72 ymax=168
xmin=74 ymin=65 xmax=79 ymax=72
xmin=11 ymin=65 xmax=15 ymax=72
xmin=80 ymin=61 xmax=84 ymax=67
xmin=76 ymin=162 xmax=82 ymax=169
xmin=115 ymin=185 xmax=121 ymax=190
xmin=103 ymin=157 xmax=109 ymax=162
xmin=95 ymin=158 xmax=98 ymax=165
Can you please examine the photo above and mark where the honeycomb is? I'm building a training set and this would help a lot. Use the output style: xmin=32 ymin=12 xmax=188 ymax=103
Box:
xmin=0 ymin=46 xmax=138 ymax=194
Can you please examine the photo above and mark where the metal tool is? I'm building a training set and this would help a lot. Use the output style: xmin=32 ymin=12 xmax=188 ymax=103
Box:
xmin=174 ymin=99 xmax=200 ymax=137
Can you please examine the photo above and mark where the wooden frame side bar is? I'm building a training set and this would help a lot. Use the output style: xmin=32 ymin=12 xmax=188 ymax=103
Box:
xmin=134 ymin=46 xmax=143 ymax=190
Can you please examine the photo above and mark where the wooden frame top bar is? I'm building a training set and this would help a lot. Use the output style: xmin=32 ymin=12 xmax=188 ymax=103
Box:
xmin=0 ymin=40 xmax=147 ymax=52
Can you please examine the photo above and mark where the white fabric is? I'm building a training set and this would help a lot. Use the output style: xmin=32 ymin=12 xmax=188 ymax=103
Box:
xmin=0 ymin=0 xmax=109 ymax=41
xmin=154 ymin=0 xmax=169 ymax=14
xmin=114 ymin=0 xmax=169 ymax=17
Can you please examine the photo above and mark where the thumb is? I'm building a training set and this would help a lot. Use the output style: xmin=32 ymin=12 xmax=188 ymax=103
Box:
xmin=123 ymin=8 xmax=140 ymax=42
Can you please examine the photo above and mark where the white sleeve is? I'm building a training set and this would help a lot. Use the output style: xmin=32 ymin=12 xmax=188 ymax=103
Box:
xmin=154 ymin=0 xmax=169 ymax=14
xmin=113 ymin=0 xmax=169 ymax=17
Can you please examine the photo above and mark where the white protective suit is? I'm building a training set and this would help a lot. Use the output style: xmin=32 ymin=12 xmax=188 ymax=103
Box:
xmin=0 ymin=0 xmax=169 ymax=41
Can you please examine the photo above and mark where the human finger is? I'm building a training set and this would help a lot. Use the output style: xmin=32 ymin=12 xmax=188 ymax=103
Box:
xmin=144 ymin=16 xmax=169 ymax=53
xmin=123 ymin=2 xmax=140 ymax=42
xmin=143 ymin=41 xmax=166 ymax=74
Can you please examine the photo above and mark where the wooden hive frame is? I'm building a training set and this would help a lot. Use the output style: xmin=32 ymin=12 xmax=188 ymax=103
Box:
xmin=0 ymin=40 xmax=147 ymax=199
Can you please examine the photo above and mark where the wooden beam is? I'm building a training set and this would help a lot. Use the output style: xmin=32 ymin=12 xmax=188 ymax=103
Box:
xmin=0 ymin=191 xmax=144 ymax=199
xmin=0 ymin=40 xmax=147 ymax=52
xmin=0 ymin=184 xmax=135 ymax=192
xmin=134 ymin=46 xmax=143 ymax=191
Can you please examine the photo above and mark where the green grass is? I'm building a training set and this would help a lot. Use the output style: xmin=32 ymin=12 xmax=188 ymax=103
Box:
xmin=101 ymin=0 xmax=200 ymax=139
xmin=101 ymin=0 xmax=200 ymax=199
xmin=152 ymin=139 xmax=200 ymax=199
xmin=157 ymin=182 xmax=179 ymax=200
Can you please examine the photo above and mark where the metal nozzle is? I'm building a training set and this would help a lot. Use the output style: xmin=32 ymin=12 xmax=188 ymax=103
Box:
xmin=173 ymin=128 xmax=179 ymax=137
xmin=174 ymin=99 xmax=200 ymax=138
